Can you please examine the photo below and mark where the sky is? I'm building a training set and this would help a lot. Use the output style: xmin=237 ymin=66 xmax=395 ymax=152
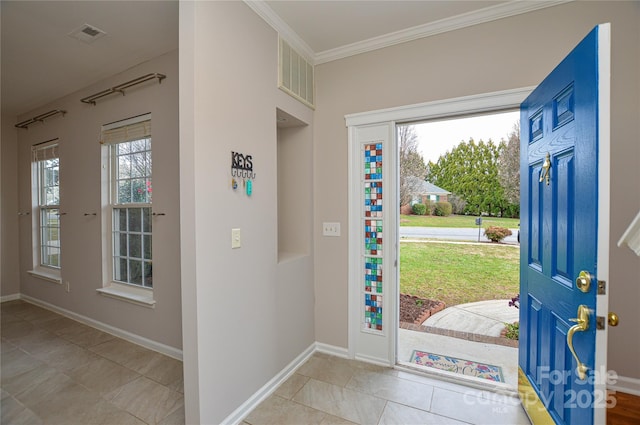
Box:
xmin=411 ymin=110 xmax=520 ymax=163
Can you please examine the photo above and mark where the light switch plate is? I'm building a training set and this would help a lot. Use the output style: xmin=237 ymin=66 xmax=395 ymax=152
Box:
xmin=232 ymin=228 xmax=241 ymax=248
xmin=322 ymin=222 xmax=341 ymax=237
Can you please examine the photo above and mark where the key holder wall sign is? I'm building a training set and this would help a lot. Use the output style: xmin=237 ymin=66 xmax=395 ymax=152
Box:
xmin=231 ymin=151 xmax=256 ymax=196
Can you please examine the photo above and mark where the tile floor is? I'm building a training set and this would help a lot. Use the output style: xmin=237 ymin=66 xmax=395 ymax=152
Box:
xmin=243 ymin=352 xmax=530 ymax=425
xmin=2 ymin=300 xmax=530 ymax=425
xmin=1 ymin=300 xmax=184 ymax=425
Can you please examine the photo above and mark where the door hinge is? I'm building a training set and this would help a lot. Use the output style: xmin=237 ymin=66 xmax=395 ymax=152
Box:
xmin=596 ymin=316 xmax=606 ymax=330
xmin=597 ymin=280 xmax=606 ymax=295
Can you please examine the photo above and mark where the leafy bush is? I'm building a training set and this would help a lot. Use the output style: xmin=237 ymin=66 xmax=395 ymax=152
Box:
xmin=425 ymin=200 xmax=436 ymax=215
xmin=504 ymin=203 xmax=520 ymax=219
xmin=448 ymin=194 xmax=467 ymax=215
xmin=412 ymin=203 xmax=427 ymax=215
xmin=484 ymin=226 xmax=512 ymax=243
xmin=504 ymin=322 xmax=519 ymax=340
xmin=434 ymin=201 xmax=453 ymax=217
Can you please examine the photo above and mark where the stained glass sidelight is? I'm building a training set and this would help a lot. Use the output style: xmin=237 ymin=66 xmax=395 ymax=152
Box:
xmin=362 ymin=143 xmax=383 ymax=333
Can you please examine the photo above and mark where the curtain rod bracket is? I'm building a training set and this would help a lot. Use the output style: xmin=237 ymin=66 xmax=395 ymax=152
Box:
xmin=15 ymin=110 xmax=66 ymax=129
xmin=81 ymin=73 xmax=166 ymax=105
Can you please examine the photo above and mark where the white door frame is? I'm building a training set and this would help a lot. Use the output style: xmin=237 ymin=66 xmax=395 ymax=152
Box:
xmin=594 ymin=24 xmax=611 ymax=425
xmin=345 ymin=87 xmax=535 ymax=366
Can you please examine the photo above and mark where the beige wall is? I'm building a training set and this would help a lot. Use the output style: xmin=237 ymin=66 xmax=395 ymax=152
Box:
xmin=1 ymin=113 xmax=20 ymax=297
xmin=179 ymin=2 xmax=316 ymax=423
xmin=313 ymin=1 xmax=640 ymax=380
xmin=277 ymin=121 xmax=313 ymax=259
xmin=11 ymin=50 xmax=183 ymax=349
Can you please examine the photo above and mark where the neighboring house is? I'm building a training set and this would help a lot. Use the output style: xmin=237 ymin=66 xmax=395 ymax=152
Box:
xmin=401 ymin=177 xmax=451 ymax=214
xmin=413 ymin=180 xmax=451 ymax=204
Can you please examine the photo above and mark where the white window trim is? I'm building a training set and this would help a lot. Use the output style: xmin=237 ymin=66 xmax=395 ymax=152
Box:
xmin=97 ymin=282 xmax=156 ymax=308
xmin=27 ymin=269 xmax=62 ymax=285
xmin=29 ymin=139 xmax=62 ymax=282
xmin=99 ymin=113 xmax=155 ymax=306
xmin=345 ymin=87 xmax=534 ymax=368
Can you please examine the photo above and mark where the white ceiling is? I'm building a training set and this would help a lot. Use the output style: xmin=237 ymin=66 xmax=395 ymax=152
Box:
xmin=1 ymin=0 xmax=566 ymax=118
xmin=249 ymin=0 xmax=567 ymax=63
xmin=265 ymin=0 xmax=503 ymax=53
xmin=1 ymin=1 xmax=178 ymax=117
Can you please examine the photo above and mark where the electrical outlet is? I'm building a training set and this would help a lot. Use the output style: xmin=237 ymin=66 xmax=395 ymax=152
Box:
xmin=322 ymin=222 xmax=341 ymax=237
xmin=231 ymin=228 xmax=241 ymax=249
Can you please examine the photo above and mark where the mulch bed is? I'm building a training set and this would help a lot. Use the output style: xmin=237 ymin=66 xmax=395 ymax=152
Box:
xmin=399 ymin=294 xmax=445 ymax=325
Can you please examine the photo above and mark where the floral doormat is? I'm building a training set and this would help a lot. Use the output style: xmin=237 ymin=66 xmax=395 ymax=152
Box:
xmin=409 ymin=350 xmax=504 ymax=382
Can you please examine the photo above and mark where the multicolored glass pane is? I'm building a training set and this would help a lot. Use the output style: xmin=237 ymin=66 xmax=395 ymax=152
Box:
xmin=364 ymin=294 xmax=383 ymax=331
xmin=364 ymin=219 xmax=382 ymax=256
xmin=364 ymin=182 xmax=382 ymax=217
xmin=365 ymin=257 xmax=382 ymax=294
xmin=364 ymin=143 xmax=383 ymax=180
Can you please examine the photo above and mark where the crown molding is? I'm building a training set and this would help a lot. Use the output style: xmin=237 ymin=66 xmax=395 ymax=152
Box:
xmin=244 ymin=0 xmax=315 ymax=62
xmin=316 ymin=0 xmax=572 ymax=64
xmin=247 ymin=0 xmax=572 ymax=66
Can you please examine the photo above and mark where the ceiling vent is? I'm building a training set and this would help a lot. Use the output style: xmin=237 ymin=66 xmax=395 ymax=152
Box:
xmin=68 ymin=24 xmax=107 ymax=44
xmin=279 ymin=38 xmax=315 ymax=109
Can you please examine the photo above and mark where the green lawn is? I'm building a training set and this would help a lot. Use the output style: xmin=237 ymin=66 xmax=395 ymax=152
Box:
xmin=400 ymin=214 xmax=519 ymax=229
xmin=400 ymin=241 xmax=519 ymax=307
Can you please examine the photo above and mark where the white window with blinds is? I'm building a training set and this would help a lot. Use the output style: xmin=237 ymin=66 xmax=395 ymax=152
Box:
xmin=98 ymin=113 xmax=155 ymax=306
xmin=28 ymin=140 xmax=62 ymax=283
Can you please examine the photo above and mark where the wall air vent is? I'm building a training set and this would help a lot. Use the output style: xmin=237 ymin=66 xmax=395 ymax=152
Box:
xmin=279 ymin=38 xmax=315 ymax=109
xmin=68 ymin=24 xmax=107 ymax=44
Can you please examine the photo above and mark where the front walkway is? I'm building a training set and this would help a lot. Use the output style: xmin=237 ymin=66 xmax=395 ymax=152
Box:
xmin=398 ymin=299 xmax=520 ymax=390
xmin=423 ymin=299 xmax=519 ymax=338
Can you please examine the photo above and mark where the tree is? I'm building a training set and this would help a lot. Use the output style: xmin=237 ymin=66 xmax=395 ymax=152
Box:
xmin=427 ymin=138 xmax=510 ymax=216
xmin=498 ymin=122 xmax=520 ymax=207
xmin=398 ymin=125 xmax=427 ymax=206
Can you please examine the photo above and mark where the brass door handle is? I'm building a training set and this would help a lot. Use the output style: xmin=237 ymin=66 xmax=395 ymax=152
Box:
xmin=539 ymin=153 xmax=551 ymax=185
xmin=567 ymin=305 xmax=589 ymax=380
xmin=608 ymin=312 xmax=619 ymax=327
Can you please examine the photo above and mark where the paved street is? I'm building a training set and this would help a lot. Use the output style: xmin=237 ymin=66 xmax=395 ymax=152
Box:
xmin=399 ymin=226 xmax=520 ymax=244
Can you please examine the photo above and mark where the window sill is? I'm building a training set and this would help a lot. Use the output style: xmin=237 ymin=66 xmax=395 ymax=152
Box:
xmin=96 ymin=286 xmax=156 ymax=308
xmin=27 ymin=269 xmax=62 ymax=284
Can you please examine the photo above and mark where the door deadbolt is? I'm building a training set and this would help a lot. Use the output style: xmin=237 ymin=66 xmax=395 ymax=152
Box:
xmin=576 ymin=271 xmax=591 ymax=293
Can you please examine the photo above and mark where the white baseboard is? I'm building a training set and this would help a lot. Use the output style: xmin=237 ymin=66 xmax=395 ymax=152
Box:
xmin=19 ymin=294 xmax=183 ymax=360
xmin=0 ymin=293 xmax=21 ymax=302
xmin=609 ymin=375 xmax=640 ymax=397
xmin=354 ymin=352 xmax=393 ymax=367
xmin=316 ymin=342 xmax=393 ymax=367
xmin=222 ymin=342 xmax=316 ymax=425
xmin=315 ymin=342 xmax=349 ymax=358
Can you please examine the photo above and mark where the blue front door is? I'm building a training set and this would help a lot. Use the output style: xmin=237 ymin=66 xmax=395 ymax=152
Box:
xmin=519 ymin=24 xmax=610 ymax=424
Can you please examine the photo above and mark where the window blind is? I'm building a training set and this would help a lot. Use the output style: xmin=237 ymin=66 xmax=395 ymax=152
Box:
xmin=101 ymin=119 xmax=151 ymax=145
xmin=32 ymin=142 xmax=59 ymax=162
